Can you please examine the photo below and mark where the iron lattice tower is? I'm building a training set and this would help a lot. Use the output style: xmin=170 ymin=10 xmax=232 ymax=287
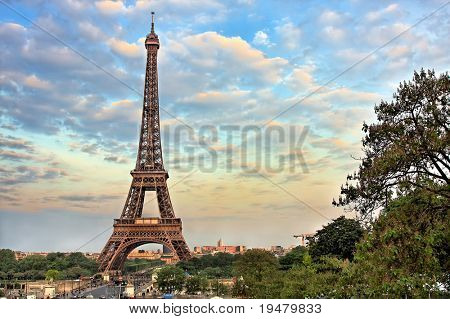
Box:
xmin=98 ymin=13 xmax=191 ymax=273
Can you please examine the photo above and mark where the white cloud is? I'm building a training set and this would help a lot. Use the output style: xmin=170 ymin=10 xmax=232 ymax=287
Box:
xmin=286 ymin=67 xmax=316 ymax=92
xmin=366 ymin=3 xmax=399 ymax=22
xmin=365 ymin=22 xmax=410 ymax=46
xmin=385 ymin=45 xmax=410 ymax=59
xmin=108 ymin=37 xmax=142 ymax=58
xmin=318 ymin=107 xmax=373 ymax=134
xmin=166 ymin=31 xmax=288 ymax=86
xmin=78 ymin=21 xmax=105 ymax=41
xmin=322 ymin=26 xmax=346 ymax=42
xmin=23 ymin=75 xmax=52 ymax=90
xmin=319 ymin=87 xmax=380 ymax=105
xmin=275 ymin=21 xmax=302 ymax=50
xmin=180 ymin=89 xmax=250 ymax=107
xmin=0 ymin=22 xmax=26 ymax=33
xmin=95 ymin=0 xmax=126 ymax=15
xmin=252 ymin=30 xmax=271 ymax=47
xmin=336 ymin=48 xmax=377 ymax=65
xmin=319 ymin=10 xmax=343 ymax=25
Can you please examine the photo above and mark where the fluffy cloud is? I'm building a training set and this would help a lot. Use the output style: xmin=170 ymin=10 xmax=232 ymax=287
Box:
xmin=319 ymin=10 xmax=343 ymax=25
xmin=108 ymin=37 xmax=143 ymax=58
xmin=252 ymin=30 xmax=272 ymax=47
xmin=164 ymin=31 xmax=288 ymax=88
xmin=275 ymin=21 xmax=302 ymax=50
xmin=95 ymin=0 xmax=126 ymax=15
xmin=366 ymin=4 xmax=400 ymax=22
xmin=0 ymin=165 xmax=67 ymax=186
xmin=0 ymin=134 xmax=34 ymax=151
xmin=322 ymin=25 xmax=346 ymax=42
xmin=23 ymin=75 xmax=52 ymax=90
xmin=365 ymin=22 xmax=410 ymax=47
xmin=285 ymin=67 xmax=316 ymax=92
xmin=78 ymin=21 xmax=105 ymax=41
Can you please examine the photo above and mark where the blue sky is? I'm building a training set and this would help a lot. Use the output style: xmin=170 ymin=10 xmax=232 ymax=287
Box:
xmin=0 ymin=0 xmax=449 ymax=252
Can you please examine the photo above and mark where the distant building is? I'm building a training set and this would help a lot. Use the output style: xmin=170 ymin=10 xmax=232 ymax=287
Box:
xmin=160 ymin=254 xmax=176 ymax=264
xmin=193 ymin=239 xmax=246 ymax=255
xmin=14 ymin=251 xmax=48 ymax=260
xmin=293 ymin=233 xmax=315 ymax=246
xmin=193 ymin=246 xmax=202 ymax=254
xmin=270 ymin=246 xmax=284 ymax=255
xmin=83 ymin=252 xmax=100 ymax=260
xmin=127 ymin=249 xmax=161 ymax=260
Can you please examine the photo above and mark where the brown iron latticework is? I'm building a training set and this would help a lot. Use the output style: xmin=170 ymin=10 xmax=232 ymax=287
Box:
xmin=98 ymin=13 xmax=191 ymax=273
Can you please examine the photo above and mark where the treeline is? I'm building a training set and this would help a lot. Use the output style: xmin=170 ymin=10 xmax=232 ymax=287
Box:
xmin=0 ymin=251 xmax=98 ymax=280
xmin=178 ymin=252 xmax=238 ymax=278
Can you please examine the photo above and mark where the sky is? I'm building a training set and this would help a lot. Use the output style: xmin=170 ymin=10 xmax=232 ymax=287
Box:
xmin=0 ymin=0 xmax=449 ymax=252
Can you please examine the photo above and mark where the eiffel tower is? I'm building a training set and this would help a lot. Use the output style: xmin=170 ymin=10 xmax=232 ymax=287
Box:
xmin=98 ymin=13 xmax=191 ymax=273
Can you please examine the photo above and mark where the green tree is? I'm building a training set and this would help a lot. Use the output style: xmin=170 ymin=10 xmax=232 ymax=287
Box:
xmin=309 ymin=216 xmax=364 ymax=261
xmin=18 ymin=255 xmax=48 ymax=272
xmin=0 ymin=251 xmax=98 ymax=280
xmin=199 ymin=267 xmax=226 ymax=279
xmin=341 ymin=189 xmax=449 ymax=298
xmin=334 ymin=69 xmax=449 ymax=219
xmin=156 ymin=266 xmax=186 ymax=294
xmin=279 ymin=246 xmax=308 ymax=270
xmin=66 ymin=252 xmax=97 ymax=273
xmin=233 ymin=249 xmax=281 ymax=298
xmin=0 ymin=249 xmax=17 ymax=273
xmin=231 ymin=277 xmax=249 ymax=298
xmin=45 ymin=269 xmax=61 ymax=282
xmin=62 ymin=266 xmax=90 ymax=279
xmin=178 ymin=253 xmax=236 ymax=278
xmin=281 ymin=266 xmax=342 ymax=298
xmin=185 ymin=275 xmax=209 ymax=295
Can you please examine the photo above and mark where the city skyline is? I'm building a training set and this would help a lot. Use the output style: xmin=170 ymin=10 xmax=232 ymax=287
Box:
xmin=1 ymin=0 xmax=449 ymax=252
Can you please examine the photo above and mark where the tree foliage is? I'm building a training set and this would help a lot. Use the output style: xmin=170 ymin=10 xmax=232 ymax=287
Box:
xmin=178 ymin=253 xmax=236 ymax=278
xmin=334 ymin=69 xmax=449 ymax=219
xmin=156 ymin=266 xmax=186 ymax=294
xmin=281 ymin=258 xmax=346 ymax=298
xmin=185 ymin=275 xmax=209 ymax=295
xmin=309 ymin=216 xmax=364 ymax=261
xmin=279 ymin=246 xmax=308 ymax=270
xmin=233 ymin=249 xmax=282 ymax=298
xmin=0 ymin=250 xmax=98 ymax=280
xmin=0 ymin=250 xmax=17 ymax=273
xmin=340 ymin=189 xmax=449 ymax=298
xmin=45 ymin=269 xmax=61 ymax=282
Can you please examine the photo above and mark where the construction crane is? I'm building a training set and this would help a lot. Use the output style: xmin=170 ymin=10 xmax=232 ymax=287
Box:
xmin=293 ymin=233 xmax=314 ymax=246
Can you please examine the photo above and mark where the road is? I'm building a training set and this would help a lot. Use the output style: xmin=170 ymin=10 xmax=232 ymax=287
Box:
xmin=78 ymin=284 xmax=116 ymax=299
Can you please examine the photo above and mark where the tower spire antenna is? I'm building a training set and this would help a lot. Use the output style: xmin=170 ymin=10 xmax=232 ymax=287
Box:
xmin=151 ymin=11 xmax=155 ymax=33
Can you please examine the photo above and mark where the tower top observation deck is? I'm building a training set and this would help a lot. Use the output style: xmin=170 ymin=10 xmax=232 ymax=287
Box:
xmin=145 ymin=12 xmax=159 ymax=49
